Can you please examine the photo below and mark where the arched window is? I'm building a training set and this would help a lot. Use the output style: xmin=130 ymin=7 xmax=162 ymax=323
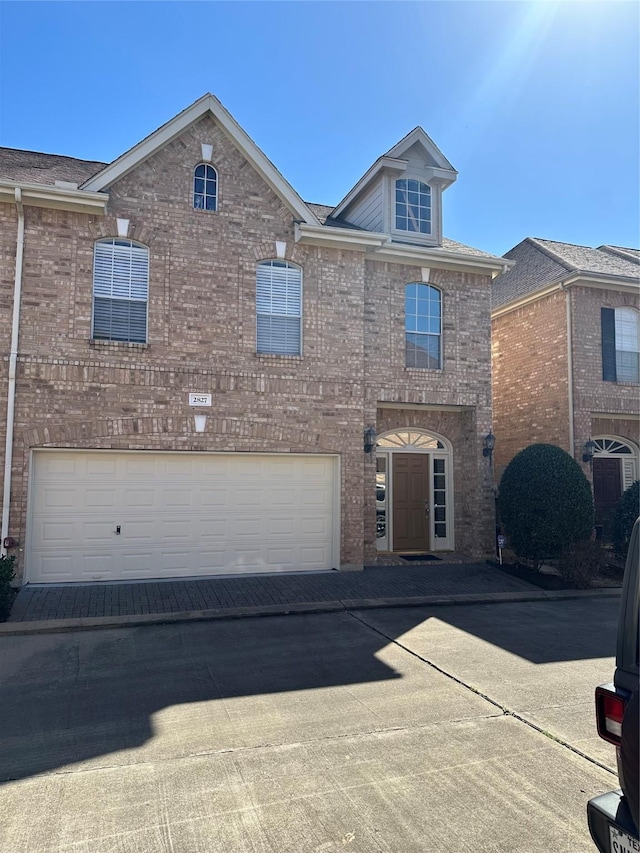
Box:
xmin=405 ymin=283 xmax=441 ymax=368
xmin=256 ymin=260 xmax=302 ymax=355
xmin=615 ymin=307 xmax=639 ymax=383
xmin=193 ymin=164 xmax=217 ymax=211
xmin=92 ymin=239 xmax=149 ymax=343
xmin=395 ymin=178 xmax=431 ymax=234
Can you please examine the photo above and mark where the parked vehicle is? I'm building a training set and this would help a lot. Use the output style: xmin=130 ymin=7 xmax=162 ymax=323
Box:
xmin=588 ymin=518 xmax=639 ymax=851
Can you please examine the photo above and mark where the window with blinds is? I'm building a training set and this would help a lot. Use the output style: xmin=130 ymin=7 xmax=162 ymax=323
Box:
xmin=92 ymin=239 xmax=149 ymax=343
xmin=256 ymin=260 xmax=302 ymax=355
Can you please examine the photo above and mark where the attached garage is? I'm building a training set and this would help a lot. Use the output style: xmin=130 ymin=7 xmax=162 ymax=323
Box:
xmin=27 ymin=450 xmax=339 ymax=583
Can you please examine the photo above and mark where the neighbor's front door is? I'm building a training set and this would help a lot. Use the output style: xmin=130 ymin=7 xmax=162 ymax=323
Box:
xmin=593 ymin=457 xmax=621 ymax=538
xmin=393 ymin=453 xmax=430 ymax=551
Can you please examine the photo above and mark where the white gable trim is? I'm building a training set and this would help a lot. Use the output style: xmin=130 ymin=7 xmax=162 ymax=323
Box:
xmin=332 ymin=156 xmax=407 ymax=220
xmin=332 ymin=127 xmax=457 ymax=224
xmin=385 ymin=127 xmax=457 ymax=173
xmin=81 ymin=94 xmax=319 ymax=225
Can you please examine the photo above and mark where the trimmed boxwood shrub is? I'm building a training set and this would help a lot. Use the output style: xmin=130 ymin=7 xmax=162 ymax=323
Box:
xmin=498 ymin=444 xmax=594 ymax=571
xmin=613 ymin=480 xmax=639 ymax=560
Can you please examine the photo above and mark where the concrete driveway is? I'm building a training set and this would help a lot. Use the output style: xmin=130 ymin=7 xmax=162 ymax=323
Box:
xmin=0 ymin=598 xmax=619 ymax=852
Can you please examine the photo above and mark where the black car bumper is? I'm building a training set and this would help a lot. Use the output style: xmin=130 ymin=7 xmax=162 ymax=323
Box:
xmin=588 ymin=790 xmax=639 ymax=852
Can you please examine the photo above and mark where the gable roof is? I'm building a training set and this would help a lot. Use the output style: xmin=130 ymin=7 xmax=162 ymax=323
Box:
xmin=492 ymin=237 xmax=640 ymax=309
xmin=80 ymin=93 xmax=320 ymax=225
xmin=331 ymin=126 xmax=457 ymax=221
xmin=0 ymin=147 xmax=106 ymax=185
xmin=384 ymin=126 xmax=456 ymax=173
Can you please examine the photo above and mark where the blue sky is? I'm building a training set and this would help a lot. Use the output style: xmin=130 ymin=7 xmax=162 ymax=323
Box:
xmin=0 ymin=1 xmax=638 ymax=256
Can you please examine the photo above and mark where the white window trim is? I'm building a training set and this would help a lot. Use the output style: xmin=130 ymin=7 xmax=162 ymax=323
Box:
xmin=388 ymin=174 xmax=439 ymax=246
xmin=91 ymin=238 xmax=149 ymax=344
xmin=405 ymin=283 xmax=443 ymax=370
xmin=193 ymin=163 xmax=218 ymax=212
xmin=614 ymin=306 xmax=639 ymax=384
xmin=256 ymin=259 xmax=303 ymax=357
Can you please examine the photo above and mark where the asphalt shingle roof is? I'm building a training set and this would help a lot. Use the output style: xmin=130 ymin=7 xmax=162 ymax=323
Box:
xmin=0 ymin=147 xmax=106 ymax=185
xmin=492 ymin=237 xmax=640 ymax=309
xmin=0 ymin=148 xmax=505 ymax=264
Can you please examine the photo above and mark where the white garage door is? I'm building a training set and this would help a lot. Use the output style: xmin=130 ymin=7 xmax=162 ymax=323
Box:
xmin=28 ymin=450 xmax=338 ymax=583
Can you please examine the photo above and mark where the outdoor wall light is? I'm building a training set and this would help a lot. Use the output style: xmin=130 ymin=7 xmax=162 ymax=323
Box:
xmin=194 ymin=414 xmax=207 ymax=434
xmin=582 ymin=438 xmax=596 ymax=463
xmin=364 ymin=426 xmax=377 ymax=455
xmin=482 ymin=430 xmax=496 ymax=460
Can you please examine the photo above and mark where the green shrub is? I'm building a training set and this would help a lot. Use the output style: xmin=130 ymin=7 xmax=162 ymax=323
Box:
xmin=613 ymin=480 xmax=640 ymax=560
xmin=0 ymin=554 xmax=16 ymax=621
xmin=498 ymin=443 xmax=594 ymax=571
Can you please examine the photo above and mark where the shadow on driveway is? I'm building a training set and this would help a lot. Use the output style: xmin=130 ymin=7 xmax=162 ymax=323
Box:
xmin=0 ymin=596 xmax=619 ymax=784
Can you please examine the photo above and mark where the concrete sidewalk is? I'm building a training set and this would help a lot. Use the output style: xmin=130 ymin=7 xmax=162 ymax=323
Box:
xmin=3 ymin=560 xmax=621 ymax=634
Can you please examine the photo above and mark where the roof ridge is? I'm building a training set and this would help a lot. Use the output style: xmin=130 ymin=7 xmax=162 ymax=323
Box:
xmin=0 ymin=146 xmax=107 ymax=165
xmin=526 ymin=237 xmax=575 ymax=272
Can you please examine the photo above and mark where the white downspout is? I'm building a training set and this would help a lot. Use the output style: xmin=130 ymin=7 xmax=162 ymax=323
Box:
xmin=1 ymin=188 xmax=25 ymax=556
xmin=562 ymin=283 xmax=575 ymax=458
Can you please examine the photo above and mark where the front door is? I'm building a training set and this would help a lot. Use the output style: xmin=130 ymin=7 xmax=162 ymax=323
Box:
xmin=593 ymin=457 xmax=622 ymax=539
xmin=392 ymin=453 xmax=430 ymax=551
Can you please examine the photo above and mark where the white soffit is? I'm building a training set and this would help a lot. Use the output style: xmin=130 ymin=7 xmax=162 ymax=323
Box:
xmin=81 ymin=94 xmax=320 ymax=225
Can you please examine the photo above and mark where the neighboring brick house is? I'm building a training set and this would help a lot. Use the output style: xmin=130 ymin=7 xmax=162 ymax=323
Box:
xmin=492 ymin=238 xmax=640 ymax=535
xmin=0 ymin=93 xmax=508 ymax=585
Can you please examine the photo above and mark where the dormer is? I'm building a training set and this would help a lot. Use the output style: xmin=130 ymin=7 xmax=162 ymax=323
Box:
xmin=330 ymin=127 xmax=457 ymax=248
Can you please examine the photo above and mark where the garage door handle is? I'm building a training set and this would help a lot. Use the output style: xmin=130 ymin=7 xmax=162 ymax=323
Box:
xmin=115 ymin=525 xmax=121 ymax=535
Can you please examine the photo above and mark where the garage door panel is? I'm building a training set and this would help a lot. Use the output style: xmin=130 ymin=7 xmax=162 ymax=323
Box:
xmin=86 ymin=459 xmax=118 ymax=476
xmin=84 ymin=489 xmax=119 ymax=509
xmin=125 ymin=490 xmax=156 ymax=508
xmin=28 ymin=451 xmax=337 ymax=582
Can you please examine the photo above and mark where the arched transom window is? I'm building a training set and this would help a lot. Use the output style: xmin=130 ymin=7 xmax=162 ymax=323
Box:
xmin=395 ymin=178 xmax=431 ymax=234
xmin=405 ymin=283 xmax=442 ymax=369
xmin=193 ymin=164 xmax=217 ymax=211
xmin=593 ymin=438 xmax=634 ymax=455
xmin=377 ymin=430 xmax=445 ymax=449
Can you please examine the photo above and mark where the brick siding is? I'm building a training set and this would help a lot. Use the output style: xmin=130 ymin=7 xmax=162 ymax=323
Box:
xmin=0 ymin=115 xmax=495 ymax=580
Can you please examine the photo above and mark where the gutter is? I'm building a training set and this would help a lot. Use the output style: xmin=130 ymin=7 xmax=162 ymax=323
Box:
xmin=0 ymin=179 xmax=108 ymax=215
xmin=2 ymin=189 xmax=24 ymax=557
xmin=295 ymin=222 xmax=511 ymax=277
xmin=492 ymin=271 xmax=640 ymax=319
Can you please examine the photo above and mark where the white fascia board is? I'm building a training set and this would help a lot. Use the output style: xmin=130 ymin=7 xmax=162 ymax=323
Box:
xmin=81 ymin=93 xmax=319 ymax=225
xmin=370 ymin=242 xmax=511 ymax=276
xmin=0 ymin=180 xmax=108 ymax=214
xmin=295 ymin=222 xmax=388 ymax=251
xmin=491 ymin=272 xmax=640 ymax=319
xmin=561 ymin=272 xmax=640 ymax=290
xmin=332 ymin=156 xmax=407 ymax=220
xmin=297 ymin=222 xmax=510 ymax=275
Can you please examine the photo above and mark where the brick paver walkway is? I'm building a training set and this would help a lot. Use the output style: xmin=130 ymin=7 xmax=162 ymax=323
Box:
xmin=9 ymin=562 xmax=539 ymax=622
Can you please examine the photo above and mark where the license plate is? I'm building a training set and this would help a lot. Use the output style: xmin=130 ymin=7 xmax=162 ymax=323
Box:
xmin=610 ymin=825 xmax=640 ymax=853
